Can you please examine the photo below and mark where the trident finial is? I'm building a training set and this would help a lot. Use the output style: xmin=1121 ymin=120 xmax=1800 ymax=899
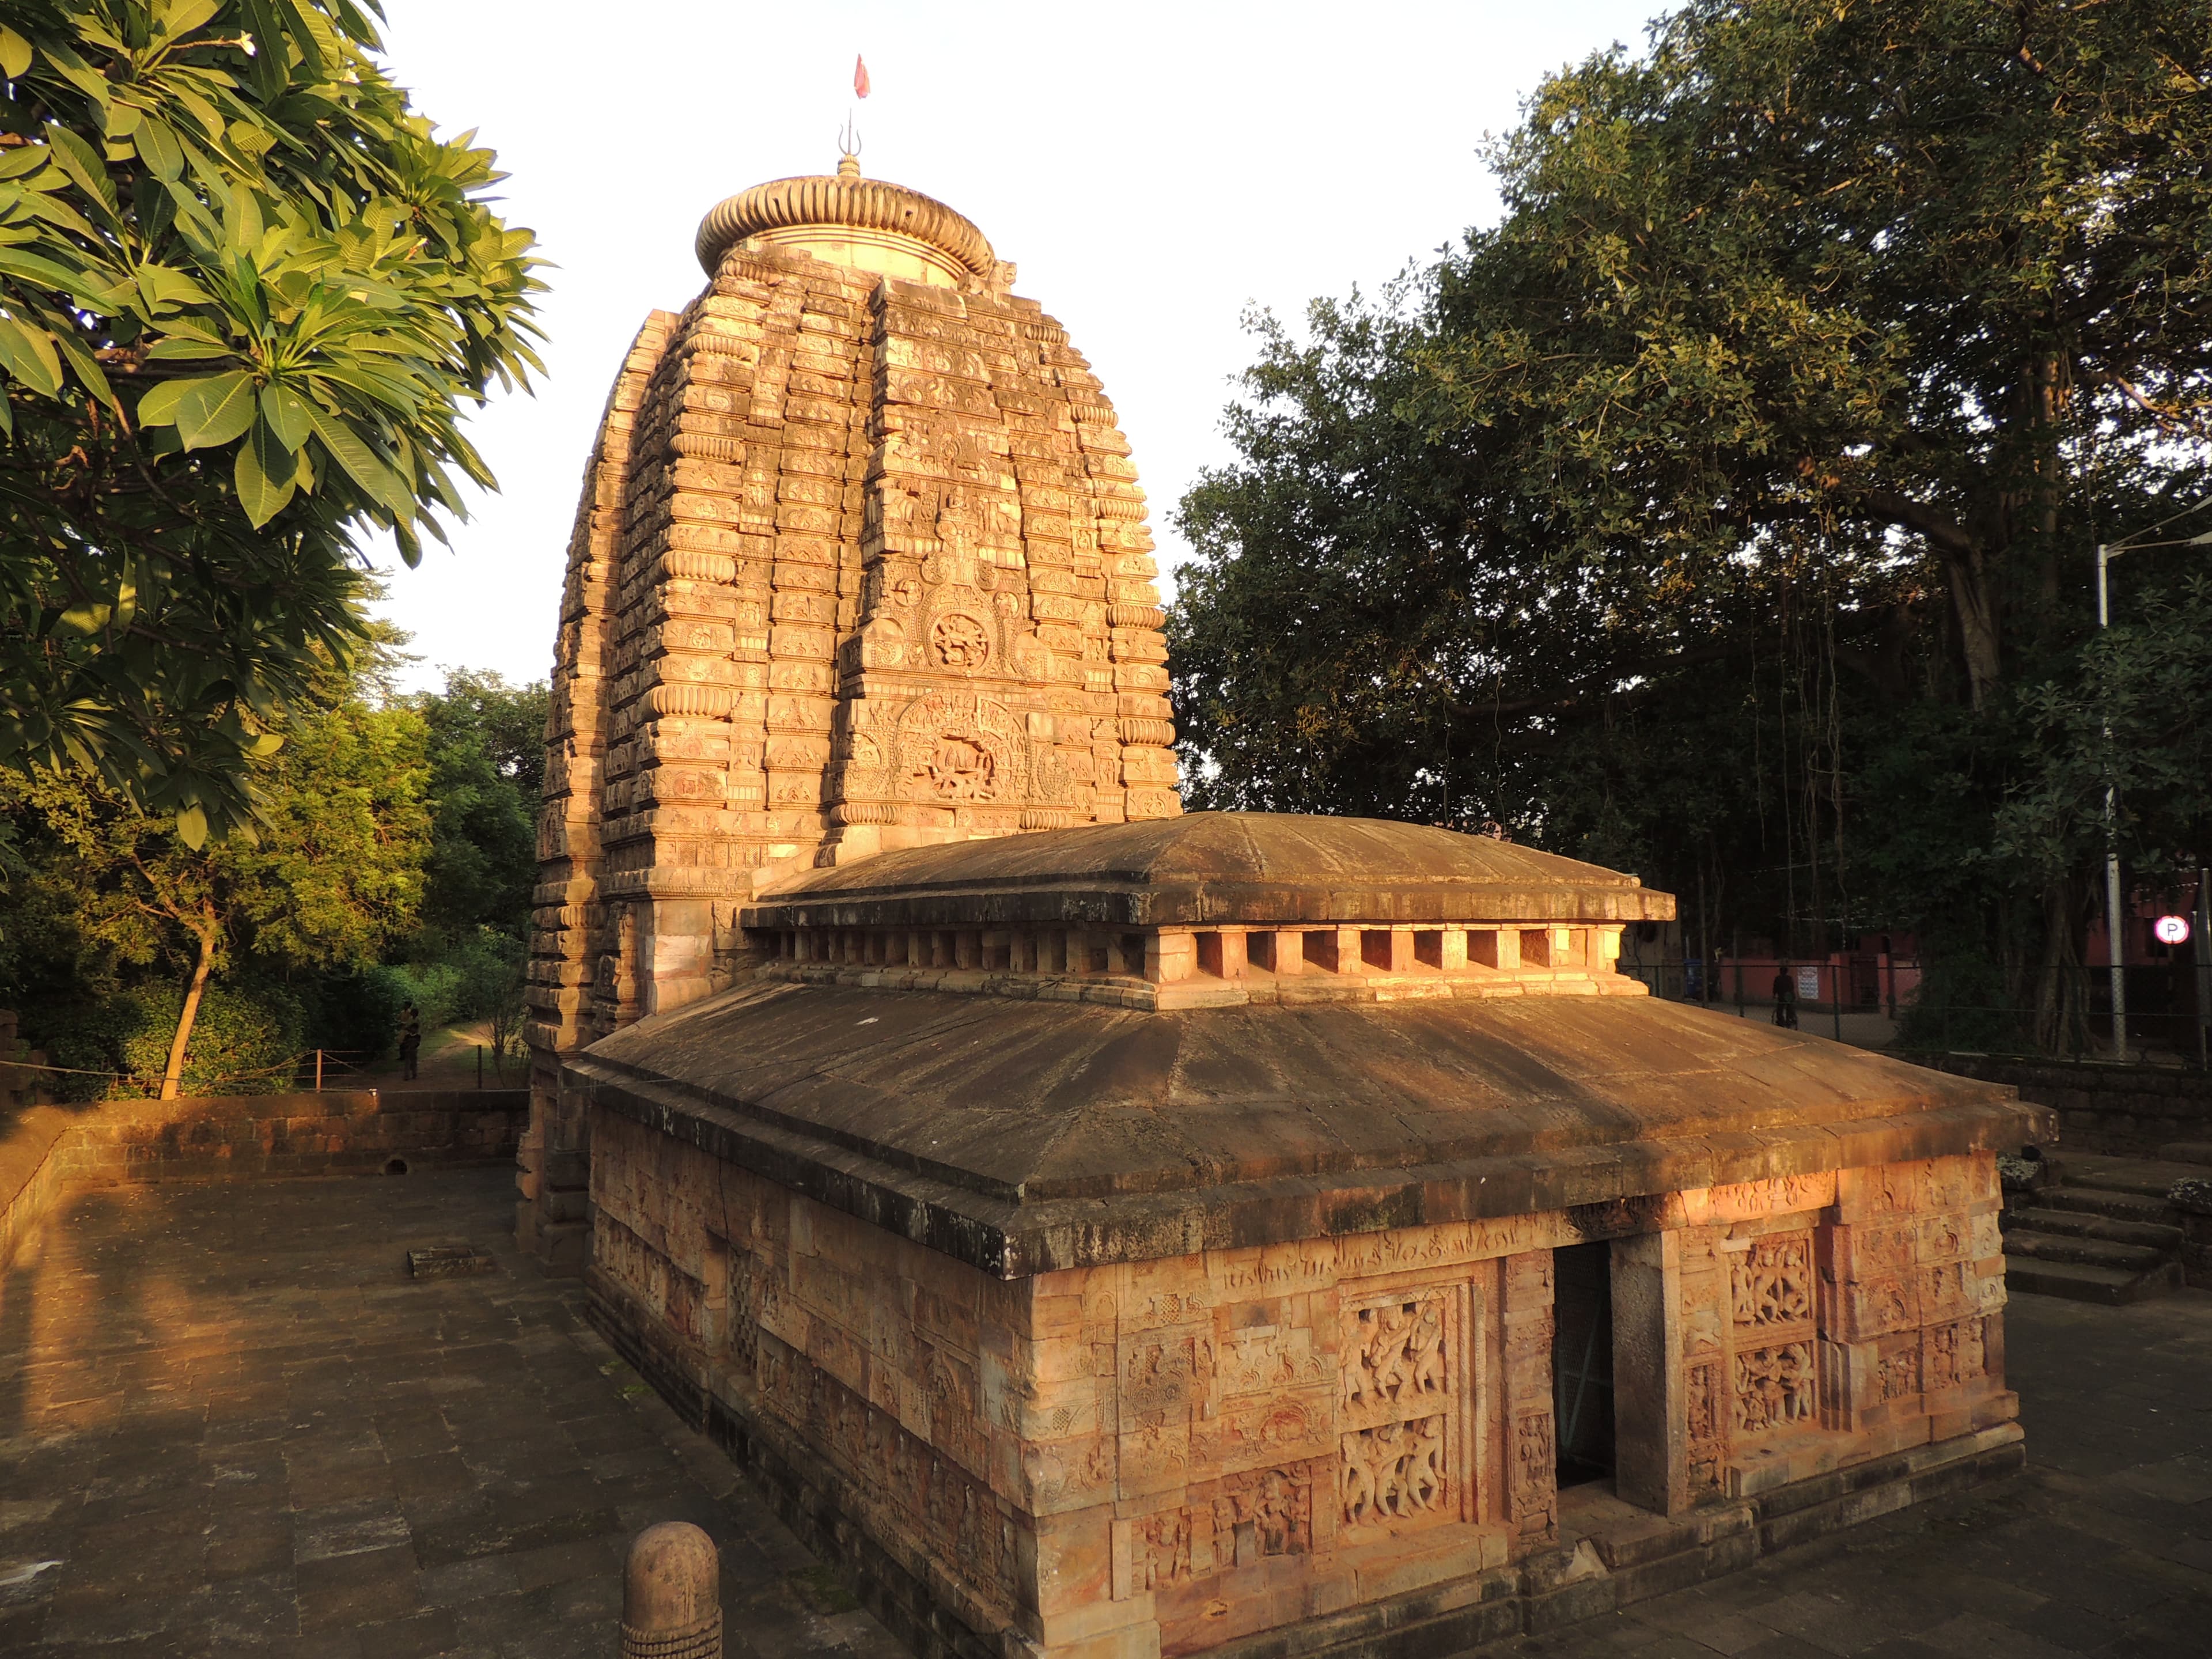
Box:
xmin=839 ymin=53 xmax=869 ymax=177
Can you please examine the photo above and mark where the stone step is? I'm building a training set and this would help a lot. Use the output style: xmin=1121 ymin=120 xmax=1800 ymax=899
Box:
xmin=2005 ymin=1256 xmax=2184 ymax=1305
xmin=2001 ymin=1229 xmax=2168 ymax=1273
xmin=2002 ymin=1207 xmax=2183 ymax=1249
xmin=2040 ymin=1185 xmax=2176 ymax=1224
xmin=2157 ymin=1141 xmax=2212 ymax=1168
xmin=2050 ymin=1154 xmax=2203 ymax=1198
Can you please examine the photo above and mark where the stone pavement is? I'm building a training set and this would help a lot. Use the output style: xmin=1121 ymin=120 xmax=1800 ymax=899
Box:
xmin=0 ymin=1171 xmax=2208 ymax=1659
xmin=1475 ymin=1287 xmax=2212 ymax=1659
xmin=0 ymin=1170 xmax=907 ymax=1659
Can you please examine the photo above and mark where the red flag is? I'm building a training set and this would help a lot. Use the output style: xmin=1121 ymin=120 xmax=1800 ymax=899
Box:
xmin=854 ymin=55 xmax=871 ymax=99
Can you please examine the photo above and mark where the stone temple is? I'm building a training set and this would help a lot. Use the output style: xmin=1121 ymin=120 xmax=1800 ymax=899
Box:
xmin=522 ymin=160 xmax=2052 ymax=1659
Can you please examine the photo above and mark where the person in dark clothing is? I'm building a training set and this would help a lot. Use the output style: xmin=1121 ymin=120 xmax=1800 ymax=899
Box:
xmin=1771 ymin=965 xmax=1799 ymax=1029
xmin=397 ymin=1002 xmax=422 ymax=1081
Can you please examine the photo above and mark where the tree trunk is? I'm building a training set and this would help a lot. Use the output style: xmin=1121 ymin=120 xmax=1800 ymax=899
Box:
xmin=160 ymin=912 xmax=218 ymax=1101
xmin=2033 ymin=872 xmax=2088 ymax=1056
xmin=2031 ymin=352 xmax=2064 ymax=634
xmin=1945 ymin=551 xmax=2003 ymax=710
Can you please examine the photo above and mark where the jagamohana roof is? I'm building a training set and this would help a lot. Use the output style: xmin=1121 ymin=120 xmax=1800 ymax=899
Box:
xmin=576 ymin=813 xmax=2050 ymax=1276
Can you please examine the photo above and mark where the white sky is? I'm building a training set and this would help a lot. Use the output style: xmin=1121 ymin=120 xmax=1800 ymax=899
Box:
xmin=368 ymin=0 xmax=1664 ymax=692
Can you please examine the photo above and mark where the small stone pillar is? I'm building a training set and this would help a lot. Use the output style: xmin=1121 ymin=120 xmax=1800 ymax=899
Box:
xmin=621 ymin=1522 xmax=721 ymax=1659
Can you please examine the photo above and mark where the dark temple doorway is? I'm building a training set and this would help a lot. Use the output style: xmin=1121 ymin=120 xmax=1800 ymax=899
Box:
xmin=1552 ymin=1241 xmax=1616 ymax=1486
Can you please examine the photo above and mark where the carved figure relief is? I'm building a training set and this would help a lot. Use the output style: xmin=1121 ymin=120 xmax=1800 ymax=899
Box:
xmin=1342 ymin=1297 xmax=1448 ymax=1410
xmin=1926 ymin=1319 xmax=1986 ymax=1392
xmin=1510 ymin=1412 xmax=1556 ymax=1533
xmin=1217 ymin=1327 xmax=1329 ymax=1395
xmin=1338 ymin=1287 xmax=1462 ymax=1533
xmin=1878 ymin=1340 xmax=1922 ymax=1403
xmin=1210 ymin=1467 xmax=1310 ymax=1565
xmin=1685 ymin=1359 xmax=1725 ymax=1491
xmin=1731 ymin=1233 xmax=1813 ymax=1328
xmin=930 ymin=611 xmax=991 ymax=671
xmin=1122 ymin=1465 xmax=1315 ymax=1588
xmin=1340 ymin=1416 xmax=1448 ymax=1527
xmin=892 ymin=691 xmax=1029 ymax=808
xmin=929 ymin=737 xmax=996 ymax=800
xmin=1733 ymin=1342 xmax=1816 ymax=1434
xmin=1131 ymin=1507 xmax=1190 ymax=1589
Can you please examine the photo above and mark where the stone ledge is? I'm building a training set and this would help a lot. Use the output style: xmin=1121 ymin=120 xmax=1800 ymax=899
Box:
xmin=1 ymin=1087 xmax=528 ymax=1273
xmin=1922 ymin=1054 xmax=2212 ymax=1157
xmin=756 ymin=958 xmax=1650 ymax=1011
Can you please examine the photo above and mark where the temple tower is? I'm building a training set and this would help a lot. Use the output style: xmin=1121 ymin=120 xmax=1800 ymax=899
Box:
xmin=519 ymin=157 xmax=1180 ymax=1264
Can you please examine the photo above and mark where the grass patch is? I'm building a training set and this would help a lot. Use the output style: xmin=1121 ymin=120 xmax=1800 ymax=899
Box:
xmin=787 ymin=1562 xmax=860 ymax=1616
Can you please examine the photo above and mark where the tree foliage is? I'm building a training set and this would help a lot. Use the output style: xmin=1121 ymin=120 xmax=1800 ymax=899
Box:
xmin=0 ymin=0 xmax=542 ymax=843
xmin=0 ymin=657 xmax=548 ymax=1092
xmin=1172 ymin=0 xmax=2212 ymax=1046
xmin=411 ymin=666 xmax=543 ymax=946
xmin=3 ymin=688 xmax=429 ymax=1093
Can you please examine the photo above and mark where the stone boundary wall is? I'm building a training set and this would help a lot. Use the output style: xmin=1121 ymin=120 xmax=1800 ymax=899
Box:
xmin=1918 ymin=1055 xmax=2212 ymax=1157
xmin=1 ymin=1088 xmax=527 ymax=1272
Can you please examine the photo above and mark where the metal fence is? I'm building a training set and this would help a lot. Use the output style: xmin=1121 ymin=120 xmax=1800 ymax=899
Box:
xmin=1617 ymin=956 xmax=2210 ymax=1065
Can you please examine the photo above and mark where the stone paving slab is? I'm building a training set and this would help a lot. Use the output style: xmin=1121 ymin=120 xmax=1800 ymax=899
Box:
xmin=1473 ymin=1288 xmax=2212 ymax=1659
xmin=1 ymin=1172 xmax=2209 ymax=1658
xmin=0 ymin=1171 xmax=907 ymax=1659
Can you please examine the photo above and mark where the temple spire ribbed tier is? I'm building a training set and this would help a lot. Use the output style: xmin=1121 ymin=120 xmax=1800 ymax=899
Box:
xmin=528 ymin=158 xmax=1180 ymax=1069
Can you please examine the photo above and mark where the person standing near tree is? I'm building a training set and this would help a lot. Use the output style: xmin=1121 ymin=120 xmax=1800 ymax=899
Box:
xmin=397 ymin=1003 xmax=422 ymax=1082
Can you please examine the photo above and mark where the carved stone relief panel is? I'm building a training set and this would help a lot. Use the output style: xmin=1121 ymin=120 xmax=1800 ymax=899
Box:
xmin=1680 ymin=1228 xmax=1732 ymax=1497
xmin=1730 ymin=1232 xmax=1814 ymax=1330
xmin=1732 ymin=1341 xmax=1817 ymax=1434
xmin=1342 ymin=1417 xmax=1448 ymax=1527
xmin=1340 ymin=1293 xmax=1449 ymax=1419
xmin=1685 ymin=1358 xmax=1726 ymax=1494
xmin=1501 ymin=1249 xmax=1556 ymax=1542
xmin=891 ymin=690 xmax=1030 ymax=807
xmin=1111 ymin=1462 xmax=1320 ymax=1599
xmin=1876 ymin=1333 xmax=1922 ymax=1403
xmin=1728 ymin=1226 xmax=1820 ymax=1441
xmin=1125 ymin=1505 xmax=1190 ymax=1592
xmin=1510 ymin=1412 xmax=1554 ymax=1537
xmin=1335 ymin=1282 xmax=1471 ymax=1536
xmin=1207 ymin=1464 xmax=1315 ymax=1568
xmin=929 ymin=609 xmax=993 ymax=671
xmin=1214 ymin=1321 xmax=1330 ymax=1396
xmin=1116 ymin=1323 xmax=1213 ymax=1430
xmin=1924 ymin=1317 xmax=1986 ymax=1394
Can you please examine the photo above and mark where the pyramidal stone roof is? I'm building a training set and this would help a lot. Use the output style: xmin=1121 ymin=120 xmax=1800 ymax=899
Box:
xmin=573 ymin=812 xmax=2048 ymax=1275
xmin=748 ymin=811 xmax=1677 ymax=927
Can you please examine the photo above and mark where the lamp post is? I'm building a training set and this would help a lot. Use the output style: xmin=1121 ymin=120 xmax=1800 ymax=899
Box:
xmin=2093 ymin=513 xmax=2212 ymax=1063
